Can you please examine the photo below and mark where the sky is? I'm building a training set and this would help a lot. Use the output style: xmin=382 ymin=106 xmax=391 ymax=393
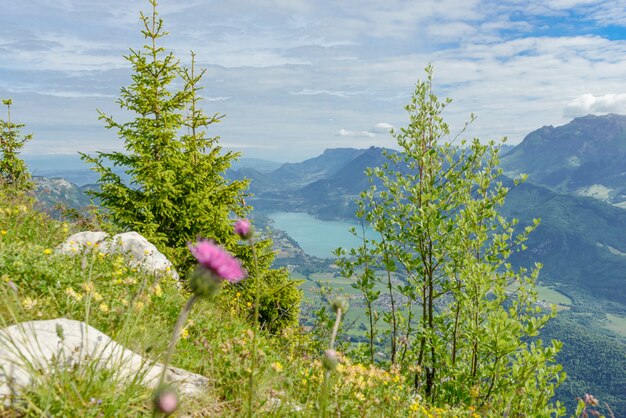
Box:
xmin=1 ymin=0 xmax=626 ymax=163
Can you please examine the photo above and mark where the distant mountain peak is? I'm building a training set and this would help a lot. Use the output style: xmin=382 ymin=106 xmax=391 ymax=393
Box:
xmin=502 ymin=113 xmax=626 ymax=205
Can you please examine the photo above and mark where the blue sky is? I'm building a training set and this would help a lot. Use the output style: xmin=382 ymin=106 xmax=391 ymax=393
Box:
xmin=1 ymin=0 xmax=626 ymax=162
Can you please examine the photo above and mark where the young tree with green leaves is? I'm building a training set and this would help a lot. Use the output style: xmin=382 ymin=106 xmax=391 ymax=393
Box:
xmin=0 ymin=98 xmax=32 ymax=192
xmin=82 ymin=0 xmax=300 ymax=332
xmin=336 ymin=66 xmax=565 ymax=415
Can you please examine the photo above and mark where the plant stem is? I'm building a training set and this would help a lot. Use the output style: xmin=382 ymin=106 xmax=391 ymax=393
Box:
xmin=158 ymin=294 xmax=198 ymax=387
xmin=320 ymin=307 xmax=343 ymax=418
xmin=247 ymin=240 xmax=261 ymax=418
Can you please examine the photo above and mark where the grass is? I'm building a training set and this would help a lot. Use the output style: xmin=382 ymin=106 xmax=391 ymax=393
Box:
xmin=602 ymin=313 xmax=626 ymax=338
xmin=0 ymin=192 xmax=466 ymax=417
xmin=536 ymin=285 xmax=573 ymax=307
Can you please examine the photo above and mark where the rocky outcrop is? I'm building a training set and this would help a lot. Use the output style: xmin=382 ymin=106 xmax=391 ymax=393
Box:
xmin=0 ymin=318 xmax=207 ymax=403
xmin=56 ymin=231 xmax=179 ymax=279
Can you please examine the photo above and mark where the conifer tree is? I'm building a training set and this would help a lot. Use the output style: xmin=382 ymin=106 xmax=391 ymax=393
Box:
xmin=82 ymin=0 xmax=301 ymax=332
xmin=0 ymin=98 xmax=32 ymax=192
xmin=337 ymin=67 xmax=565 ymax=415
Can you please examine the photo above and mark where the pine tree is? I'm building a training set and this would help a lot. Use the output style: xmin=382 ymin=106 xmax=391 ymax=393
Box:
xmin=0 ymin=98 xmax=32 ymax=192
xmin=82 ymin=0 xmax=301 ymax=332
xmin=336 ymin=66 xmax=565 ymax=415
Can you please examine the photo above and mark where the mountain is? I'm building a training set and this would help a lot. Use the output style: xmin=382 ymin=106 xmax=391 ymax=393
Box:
xmin=32 ymin=177 xmax=95 ymax=217
xmin=228 ymin=148 xmax=378 ymax=193
xmin=501 ymin=114 xmax=626 ymax=206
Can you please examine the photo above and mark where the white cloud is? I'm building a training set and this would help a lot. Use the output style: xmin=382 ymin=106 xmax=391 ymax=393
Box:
xmin=203 ymin=96 xmax=231 ymax=102
xmin=372 ymin=122 xmax=394 ymax=133
xmin=564 ymin=93 xmax=626 ymax=117
xmin=289 ymin=89 xmax=365 ymax=98
xmin=337 ymin=129 xmax=376 ymax=138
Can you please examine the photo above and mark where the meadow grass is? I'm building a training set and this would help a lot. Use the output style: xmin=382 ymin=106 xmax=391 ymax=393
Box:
xmin=0 ymin=194 xmax=468 ymax=417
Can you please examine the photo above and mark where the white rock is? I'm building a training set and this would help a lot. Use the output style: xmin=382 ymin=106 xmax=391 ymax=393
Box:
xmin=56 ymin=231 xmax=110 ymax=253
xmin=106 ymin=232 xmax=179 ymax=280
xmin=0 ymin=318 xmax=207 ymax=403
xmin=56 ymin=231 xmax=179 ymax=280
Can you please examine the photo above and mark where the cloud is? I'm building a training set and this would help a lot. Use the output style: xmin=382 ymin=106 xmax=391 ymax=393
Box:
xmin=203 ymin=96 xmax=231 ymax=102
xmin=564 ymin=93 xmax=626 ymax=117
xmin=372 ymin=122 xmax=394 ymax=133
xmin=337 ymin=129 xmax=376 ymax=138
xmin=289 ymin=89 xmax=365 ymax=98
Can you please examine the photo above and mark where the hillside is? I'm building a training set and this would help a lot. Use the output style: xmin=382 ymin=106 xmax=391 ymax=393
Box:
xmin=501 ymin=114 xmax=626 ymax=206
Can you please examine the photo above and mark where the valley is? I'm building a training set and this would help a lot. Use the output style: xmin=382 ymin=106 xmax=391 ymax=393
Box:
xmin=24 ymin=113 xmax=626 ymax=415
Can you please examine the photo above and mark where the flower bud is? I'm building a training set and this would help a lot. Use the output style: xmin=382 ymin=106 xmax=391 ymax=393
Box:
xmin=188 ymin=266 xmax=222 ymax=298
xmin=153 ymin=386 xmax=178 ymax=415
xmin=322 ymin=349 xmax=339 ymax=371
xmin=234 ymin=219 xmax=253 ymax=240
xmin=331 ymin=296 xmax=349 ymax=314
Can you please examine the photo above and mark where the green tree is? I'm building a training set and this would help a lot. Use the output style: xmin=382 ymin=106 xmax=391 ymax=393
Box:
xmin=0 ymin=98 xmax=32 ymax=192
xmin=82 ymin=0 xmax=300 ymax=332
xmin=336 ymin=66 xmax=565 ymax=415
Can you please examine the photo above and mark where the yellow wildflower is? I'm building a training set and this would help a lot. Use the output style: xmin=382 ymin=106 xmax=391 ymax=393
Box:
xmin=65 ymin=288 xmax=83 ymax=301
xmin=0 ymin=230 xmax=7 ymax=236
xmin=271 ymin=362 xmax=284 ymax=372
xmin=21 ymin=297 xmax=38 ymax=310
xmin=154 ymin=284 xmax=163 ymax=297
xmin=43 ymin=249 xmax=53 ymax=255
xmin=181 ymin=328 xmax=189 ymax=339
xmin=81 ymin=283 xmax=94 ymax=293
xmin=99 ymin=303 xmax=109 ymax=313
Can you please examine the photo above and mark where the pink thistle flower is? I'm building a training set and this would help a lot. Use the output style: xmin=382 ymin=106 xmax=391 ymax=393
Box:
xmin=188 ymin=240 xmax=246 ymax=283
xmin=234 ymin=218 xmax=253 ymax=239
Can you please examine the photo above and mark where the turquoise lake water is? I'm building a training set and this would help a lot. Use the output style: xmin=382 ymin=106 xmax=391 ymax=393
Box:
xmin=267 ymin=212 xmax=375 ymax=258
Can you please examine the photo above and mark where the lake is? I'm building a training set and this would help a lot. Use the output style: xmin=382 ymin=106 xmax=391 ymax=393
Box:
xmin=267 ymin=212 xmax=376 ymax=258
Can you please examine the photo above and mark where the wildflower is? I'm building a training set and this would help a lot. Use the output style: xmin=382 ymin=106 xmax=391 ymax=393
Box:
xmin=0 ymin=230 xmax=6 ymax=236
xmin=153 ymin=386 xmax=178 ymax=415
xmin=234 ymin=219 xmax=253 ymax=239
xmin=247 ymin=301 xmax=252 ymax=308
xmin=180 ymin=328 xmax=189 ymax=339
xmin=154 ymin=284 xmax=163 ymax=297
xmin=188 ymin=240 xmax=245 ymax=283
xmin=81 ymin=283 xmax=94 ymax=293
xmin=271 ymin=362 xmax=284 ymax=372
xmin=65 ymin=288 xmax=83 ymax=301
xmin=99 ymin=303 xmax=109 ymax=313
xmin=21 ymin=297 xmax=38 ymax=310
xmin=43 ymin=248 xmax=52 ymax=255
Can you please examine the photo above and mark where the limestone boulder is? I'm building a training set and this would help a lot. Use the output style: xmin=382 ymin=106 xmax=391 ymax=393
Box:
xmin=0 ymin=318 xmax=207 ymax=403
xmin=56 ymin=231 xmax=179 ymax=280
